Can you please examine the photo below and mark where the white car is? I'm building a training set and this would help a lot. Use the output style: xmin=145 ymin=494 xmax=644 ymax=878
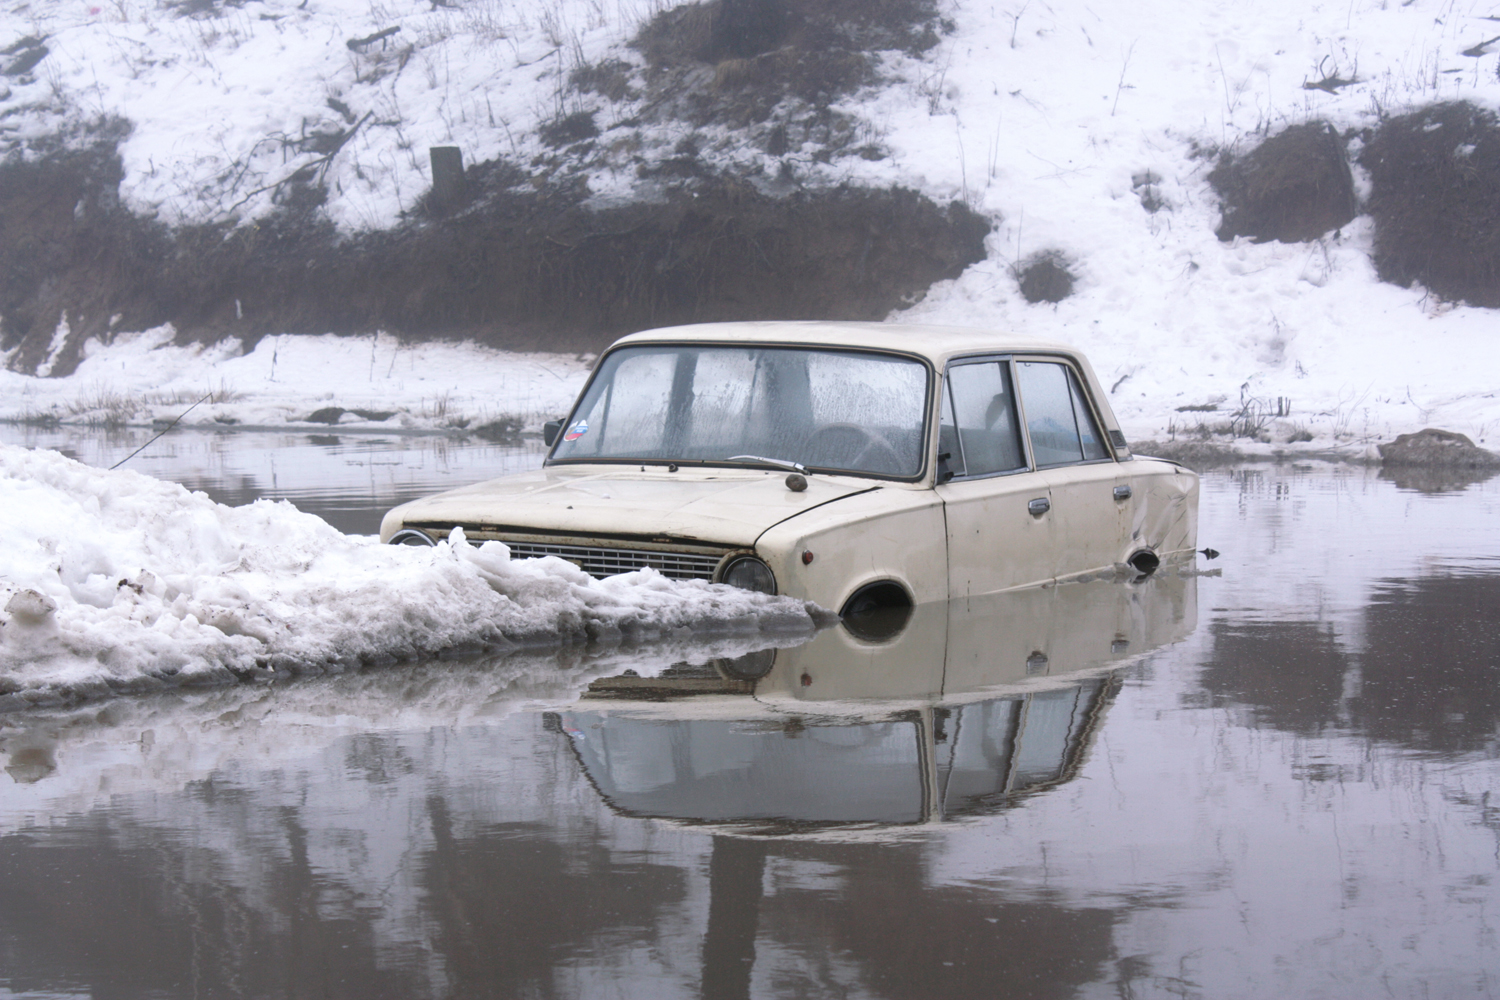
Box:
xmin=380 ymin=322 xmax=1199 ymax=616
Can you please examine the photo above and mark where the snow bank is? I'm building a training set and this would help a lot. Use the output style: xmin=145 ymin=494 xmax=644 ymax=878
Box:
xmin=0 ymin=445 xmax=832 ymax=710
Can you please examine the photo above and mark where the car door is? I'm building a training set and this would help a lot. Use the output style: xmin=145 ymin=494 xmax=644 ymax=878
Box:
xmin=935 ymin=357 xmax=1057 ymax=598
xmin=1012 ymin=358 xmax=1131 ymax=579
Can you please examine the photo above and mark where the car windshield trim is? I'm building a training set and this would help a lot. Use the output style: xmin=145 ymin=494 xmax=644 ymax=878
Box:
xmin=547 ymin=343 xmax=934 ymax=482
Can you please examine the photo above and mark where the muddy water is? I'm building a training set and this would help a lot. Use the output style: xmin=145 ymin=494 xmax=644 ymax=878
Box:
xmin=1 ymin=433 xmax=1498 ymax=1000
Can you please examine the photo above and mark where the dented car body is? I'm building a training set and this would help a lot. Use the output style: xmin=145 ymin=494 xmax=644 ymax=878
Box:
xmin=380 ymin=322 xmax=1198 ymax=615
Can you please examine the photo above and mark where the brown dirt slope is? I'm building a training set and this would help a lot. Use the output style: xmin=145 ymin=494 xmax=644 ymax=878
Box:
xmin=0 ymin=143 xmax=989 ymax=376
xmin=0 ymin=0 xmax=983 ymax=377
xmin=1360 ymin=101 xmax=1500 ymax=307
xmin=1209 ymin=121 xmax=1357 ymax=244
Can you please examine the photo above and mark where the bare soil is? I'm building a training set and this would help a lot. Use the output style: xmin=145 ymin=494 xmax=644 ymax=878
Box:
xmin=0 ymin=141 xmax=988 ymax=376
xmin=1360 ymin=101 xmax=1500 ymax=307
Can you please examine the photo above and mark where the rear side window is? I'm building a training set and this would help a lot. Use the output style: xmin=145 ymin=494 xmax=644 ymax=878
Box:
xmin=1015 ymin=361 xmax=1109 ymax=467
xmin=947 ymin=361 xmax=1026 ymax=476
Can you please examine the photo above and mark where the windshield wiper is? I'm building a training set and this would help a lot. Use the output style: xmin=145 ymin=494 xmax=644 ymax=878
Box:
xmin=728 ymin=454 xmax=808 ymax=474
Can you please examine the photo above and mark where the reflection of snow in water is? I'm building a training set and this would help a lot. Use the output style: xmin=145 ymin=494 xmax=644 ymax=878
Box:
xmin=0 ymin=423 xmax=549 ymax=535
xmin=0 ymin=444 xmax=831 ymax=706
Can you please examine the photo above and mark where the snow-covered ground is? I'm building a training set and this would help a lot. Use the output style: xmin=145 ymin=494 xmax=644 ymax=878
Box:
xmin=4 ymin=0 xmax=1500 ymax=448
xmin=0 ymin=326 xmax=593 ymax=431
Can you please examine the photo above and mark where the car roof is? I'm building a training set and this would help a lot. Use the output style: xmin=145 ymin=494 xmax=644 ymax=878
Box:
xmin=609 ymin=321 xmax=1084 ymax=368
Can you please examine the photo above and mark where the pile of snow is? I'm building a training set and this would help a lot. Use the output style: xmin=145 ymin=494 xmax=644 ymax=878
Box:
xmin=0 ymin=327 xmax=591 ymax=432
xmin=0 ymin=444 xmax=832 ymax=709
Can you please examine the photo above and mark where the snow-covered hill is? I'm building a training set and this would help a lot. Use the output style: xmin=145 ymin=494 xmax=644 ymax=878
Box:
xmin=3 ymin=0 xmax=1500 ymax=450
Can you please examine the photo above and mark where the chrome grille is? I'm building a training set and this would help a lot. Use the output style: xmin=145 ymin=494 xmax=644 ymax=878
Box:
xmin=500 ymin=541 xmax=721 ymax=581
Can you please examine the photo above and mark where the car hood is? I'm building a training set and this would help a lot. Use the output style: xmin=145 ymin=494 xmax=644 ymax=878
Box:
xmin=383 ymin=465 xmax=882 ymax=547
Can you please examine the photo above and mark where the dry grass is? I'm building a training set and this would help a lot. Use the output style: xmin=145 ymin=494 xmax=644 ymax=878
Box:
xmin=55 ymin=381 xmax=243 ymax=427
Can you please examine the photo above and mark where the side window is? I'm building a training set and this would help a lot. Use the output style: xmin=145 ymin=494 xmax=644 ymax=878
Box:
xmin=1068 ymin=368 xmax=1109 ymax=461
xmin=939 ymin=377 xmax=965 ymax=479
xmin=947 ymin=362 xmax=1026 ymax=477
xmin=1015 ymin=361 xmax=1109 ymax=467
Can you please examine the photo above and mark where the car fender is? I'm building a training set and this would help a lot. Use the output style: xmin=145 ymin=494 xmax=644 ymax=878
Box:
xmin=754 ymin=486 xmax=947 ymax=610
xmin=1127 ymin=459 xmax=1200 ymax=561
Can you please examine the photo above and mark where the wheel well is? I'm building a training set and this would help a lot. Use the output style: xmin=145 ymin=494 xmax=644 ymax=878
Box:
xmin=839 ymin=581 xmax=915 ymax=643
xmin=839 ymin=581 xmax=913 ymax=617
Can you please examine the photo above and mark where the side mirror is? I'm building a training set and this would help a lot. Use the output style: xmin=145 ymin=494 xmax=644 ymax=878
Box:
xmin=543 ymin=419 xmax=564 ymax=447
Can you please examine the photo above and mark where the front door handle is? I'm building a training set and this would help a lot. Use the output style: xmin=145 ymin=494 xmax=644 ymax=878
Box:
xmin=1113 ymin=484 xmax=1133 ymax=501
xmin=1028 ymin=497 xmax=1051 ymax=516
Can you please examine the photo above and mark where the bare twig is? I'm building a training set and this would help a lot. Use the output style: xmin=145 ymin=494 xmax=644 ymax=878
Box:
xmin=1111 ymin=40 xmax=1137 ymax=116
xmin=1009 ymin=3 xmax=1028 ymax=49
xmin=225 ymin=111 xmax=374 ymax=213
xmin=346 ymin=26 xmax=400 ymax=51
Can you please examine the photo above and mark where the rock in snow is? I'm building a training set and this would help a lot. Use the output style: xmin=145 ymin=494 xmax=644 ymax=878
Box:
xmin=0 ymin=445 xmax=833 ymax=709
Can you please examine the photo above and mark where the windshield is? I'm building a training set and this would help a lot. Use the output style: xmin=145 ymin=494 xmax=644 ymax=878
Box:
xmin=549 ymin=345 xmax=931 ymax=477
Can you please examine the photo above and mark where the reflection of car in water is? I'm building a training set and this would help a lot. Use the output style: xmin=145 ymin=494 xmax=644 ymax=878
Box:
xmin=382 ymin=322 xmax=1199 ymax=617
xmin=553 ymin=572 xmax=1196 ymax=831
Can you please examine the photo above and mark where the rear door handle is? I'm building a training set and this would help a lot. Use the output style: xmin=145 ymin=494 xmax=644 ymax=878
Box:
xmin=1113 ymin=485 xmax=1133 ymax=501
xmin=1028 ymin=497 xmax=1051 ymax=516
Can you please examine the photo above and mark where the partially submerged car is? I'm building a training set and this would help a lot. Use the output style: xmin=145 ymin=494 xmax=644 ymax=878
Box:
xmin=380 ymin=322 xmax=1198 ymax=615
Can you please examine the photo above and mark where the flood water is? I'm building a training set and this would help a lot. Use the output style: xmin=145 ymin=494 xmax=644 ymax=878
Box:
xmin=2 ymin=427 xmax=1499 ymax=999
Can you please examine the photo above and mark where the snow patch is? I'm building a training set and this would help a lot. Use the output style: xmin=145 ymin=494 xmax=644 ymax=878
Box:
xmin=0 ymin=445 xmax=833 ymax=710
xmin=33 ymin=313 xmax=72 ymax=379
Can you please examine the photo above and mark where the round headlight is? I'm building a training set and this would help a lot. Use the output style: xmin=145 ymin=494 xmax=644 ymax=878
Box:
xmin=388 ymin=528 xmax=436 ymax=547
xmin=721 ymin=555 xmax=777 ymax=594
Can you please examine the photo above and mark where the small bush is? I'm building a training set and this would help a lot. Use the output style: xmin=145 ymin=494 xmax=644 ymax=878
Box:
xmin=710 ymin=0 xmax=789 ymax=60
xmin=474 ymin=416 xmax=523 ymax=443
xmin=1209 ymin=121 xmax=1357 ymax=243
xmin=1014 ymin=252 xmax=1075 ymax=304
xmin=570 ymin=60 xmax=638 ymax=103
xmin=1361 ymin=102 xmax=1500 ymax=307
xmin=539 ymin=111 xmax=599 ymax=149
xmin=631 ymin=0 xmax=947 ymax=129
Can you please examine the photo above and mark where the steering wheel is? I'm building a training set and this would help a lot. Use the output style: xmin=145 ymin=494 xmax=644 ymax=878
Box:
xmin=804 ymin=423 xmax=903 ymax=473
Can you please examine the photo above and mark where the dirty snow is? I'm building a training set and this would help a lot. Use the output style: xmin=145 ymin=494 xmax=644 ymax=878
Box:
xmin=3 ymin=0 xmax=1500 ymax=447
xmin=0 ymin=443 xmax=831 ymax=707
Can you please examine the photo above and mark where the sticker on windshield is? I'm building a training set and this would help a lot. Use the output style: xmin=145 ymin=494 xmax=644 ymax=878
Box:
xmin=563 ymin=419 xmax=589 ymax=442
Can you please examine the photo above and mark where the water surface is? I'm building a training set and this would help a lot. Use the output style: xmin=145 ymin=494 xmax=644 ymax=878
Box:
xmin=1 ymin=432 xmax=1497 ymax=999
